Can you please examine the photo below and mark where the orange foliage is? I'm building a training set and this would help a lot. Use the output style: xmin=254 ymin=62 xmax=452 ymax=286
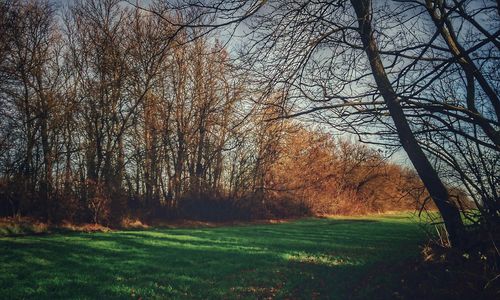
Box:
xmin=264 ymin=127 xmax=427 ymax=215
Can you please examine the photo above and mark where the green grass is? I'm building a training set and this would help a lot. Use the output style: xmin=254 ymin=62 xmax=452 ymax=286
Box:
xmin=0 ymin=213 xmax=427 ymax=299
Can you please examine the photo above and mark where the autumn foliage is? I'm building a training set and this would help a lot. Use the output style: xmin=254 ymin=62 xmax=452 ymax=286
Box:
xmin=0 ymin=0 xmax=429 ymax=225
xmin=260 ymin=126 xmax=427 ymax=216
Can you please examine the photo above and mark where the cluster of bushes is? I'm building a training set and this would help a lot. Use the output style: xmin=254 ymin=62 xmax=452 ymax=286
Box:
xmin=263 ymin=128 xmax=433 ymax=216
xmin=175 ymin=193 xmax=309 ymax=222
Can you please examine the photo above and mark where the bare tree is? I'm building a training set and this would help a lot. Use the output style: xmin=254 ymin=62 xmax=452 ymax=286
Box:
xmin=150 ymin=0 xmax=499 ymax=247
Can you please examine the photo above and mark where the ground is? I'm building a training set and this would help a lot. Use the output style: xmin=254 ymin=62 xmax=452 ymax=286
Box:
xmin=0 ymin=213 xmax=426 ymax=299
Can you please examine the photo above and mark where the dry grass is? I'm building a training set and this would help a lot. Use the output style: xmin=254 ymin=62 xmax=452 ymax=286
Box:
xmin=59 ymin=221 xmax=111 ymax=233
xmin=150 ymin=218 xmax=293 ymax=229
xmin=0 ymin=217 xmax=111 ymax=236
xmin=0 ymin=216 xmax=295 ymax=236
xmin=0 ymin=217 xmax=49 ymax=236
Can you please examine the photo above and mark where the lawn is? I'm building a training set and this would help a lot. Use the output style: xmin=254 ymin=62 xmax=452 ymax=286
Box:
xmin=0 ymin=213 xmax=427 ymax=299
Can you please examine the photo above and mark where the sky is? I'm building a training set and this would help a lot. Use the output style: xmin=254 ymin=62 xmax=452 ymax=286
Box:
xmin=46 ymin=0 xmax=415 ymax=166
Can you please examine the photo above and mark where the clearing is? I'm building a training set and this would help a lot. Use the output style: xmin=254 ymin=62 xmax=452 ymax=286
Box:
xmin=0 ymin=213 xmax=426 ymax=299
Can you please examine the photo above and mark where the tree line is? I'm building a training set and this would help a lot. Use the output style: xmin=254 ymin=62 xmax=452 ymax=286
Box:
xmin=0 ymin=0 xmax=431 ymax=225
xmin=159 ymin=0 xmax=498 ymax=248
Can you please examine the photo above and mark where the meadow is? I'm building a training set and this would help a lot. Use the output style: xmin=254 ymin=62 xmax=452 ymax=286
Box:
xmin=0 ymin=214 xmax=426 ymax=299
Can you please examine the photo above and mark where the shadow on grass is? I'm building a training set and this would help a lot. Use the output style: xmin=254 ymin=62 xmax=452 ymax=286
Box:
xmin=0 ymin=215 xmax=425 ymax=299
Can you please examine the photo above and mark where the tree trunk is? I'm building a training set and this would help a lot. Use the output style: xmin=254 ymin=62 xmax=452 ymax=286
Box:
xmin=351 ymin=0 xmax=466 ymax=247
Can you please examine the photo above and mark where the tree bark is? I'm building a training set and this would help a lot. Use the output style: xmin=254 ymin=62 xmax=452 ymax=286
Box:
xmin=351 ymin=0 xmax=466 ymax=247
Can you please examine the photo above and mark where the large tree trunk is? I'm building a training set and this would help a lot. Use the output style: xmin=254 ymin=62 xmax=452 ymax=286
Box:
xmin=351 ymin=0 xmax=466 ymax=247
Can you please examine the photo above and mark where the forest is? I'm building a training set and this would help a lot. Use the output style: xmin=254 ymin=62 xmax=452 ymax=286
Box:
xmin=0 ymin=0 xmax=434 ymax=224
xmin=0 ymin=0 xmax=499 ymax=299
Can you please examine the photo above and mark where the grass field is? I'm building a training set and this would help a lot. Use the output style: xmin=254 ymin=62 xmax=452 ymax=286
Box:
xmin=0 ymin=213 xmax=427 ymax=299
